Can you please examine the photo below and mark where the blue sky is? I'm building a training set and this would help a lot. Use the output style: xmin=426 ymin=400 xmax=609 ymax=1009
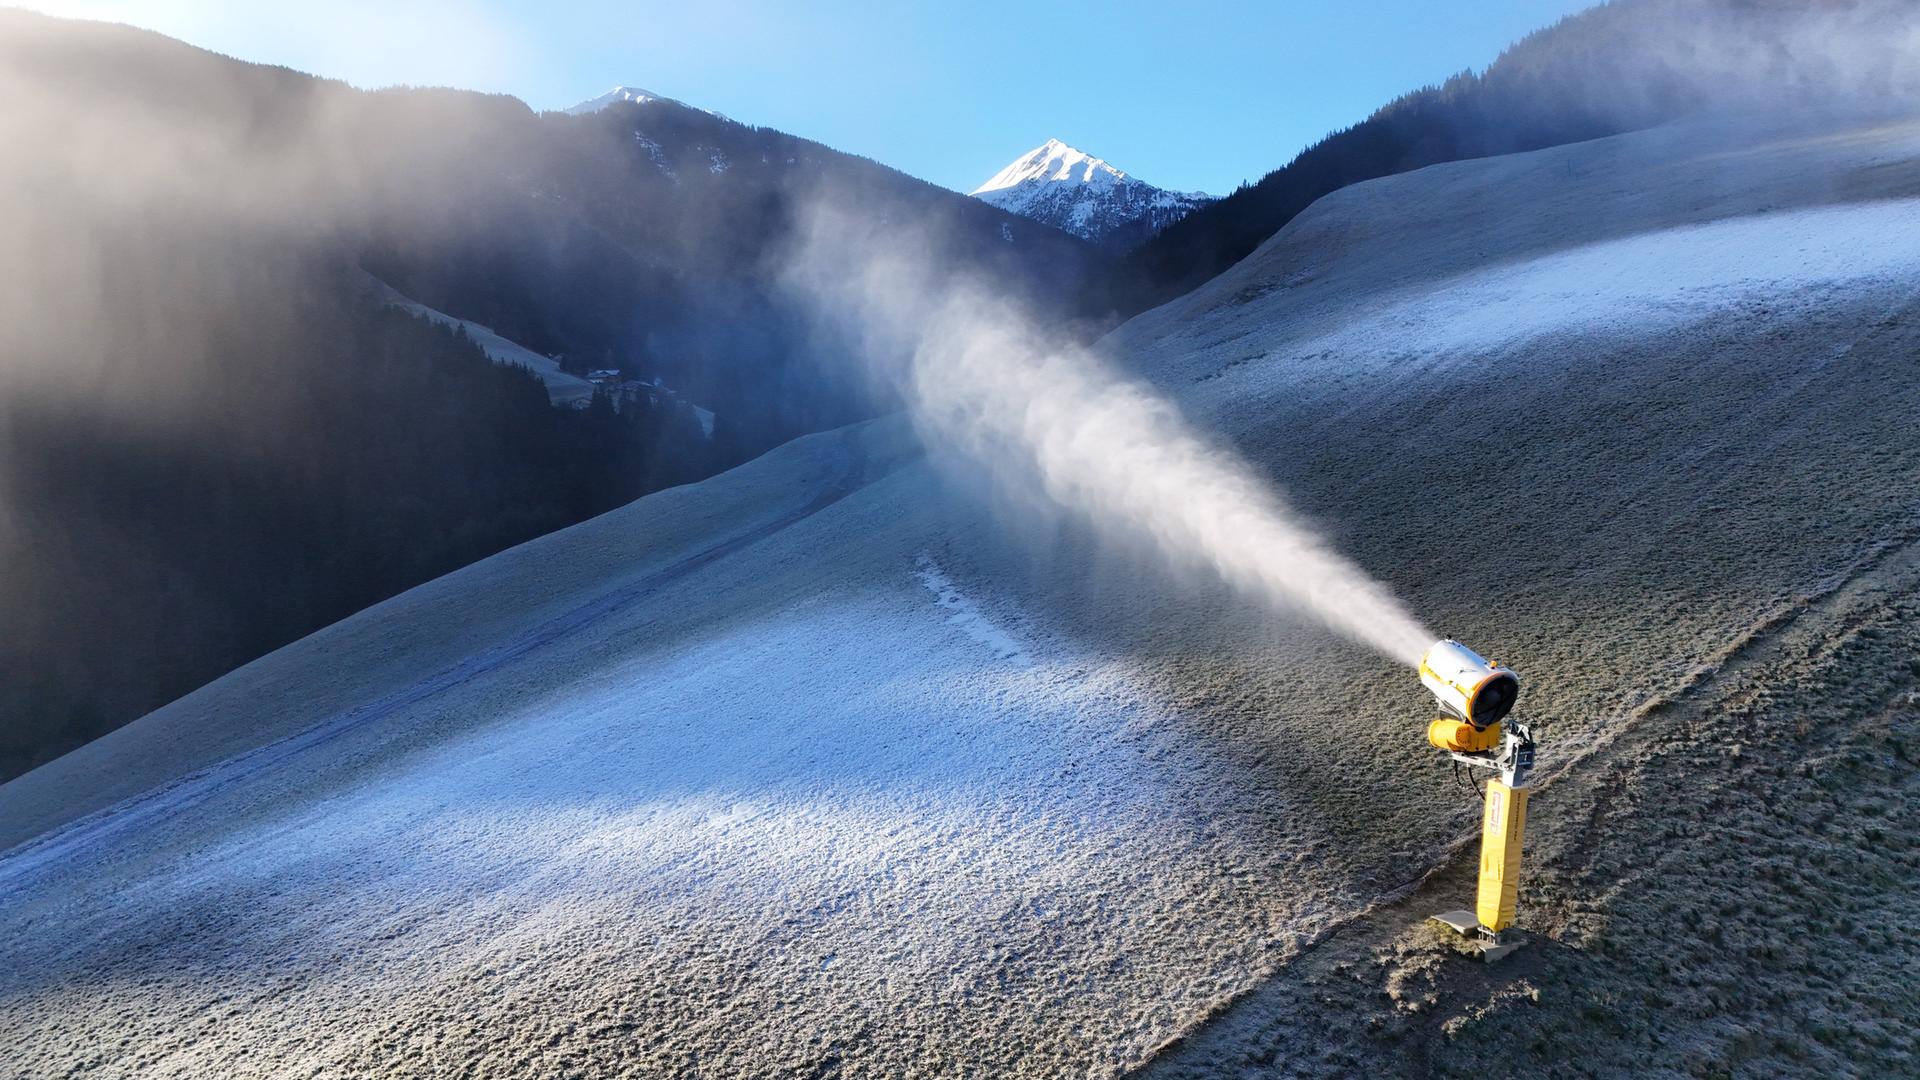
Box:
xmin=21 ymin=0 xmax=1594 ymax=194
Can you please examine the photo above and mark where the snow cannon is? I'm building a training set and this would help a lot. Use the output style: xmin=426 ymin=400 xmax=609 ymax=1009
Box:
xmin=1420 ymin=639 xmax=1519 ymax=731
xmin=1421 ymin=639 xmax=1536 ymax=961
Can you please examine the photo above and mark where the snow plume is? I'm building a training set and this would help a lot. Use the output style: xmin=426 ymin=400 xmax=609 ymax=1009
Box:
xmin=784 ymin=204 xmax=1433 ymax=666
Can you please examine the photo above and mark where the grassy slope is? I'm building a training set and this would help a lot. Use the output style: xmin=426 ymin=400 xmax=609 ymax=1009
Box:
xmin=3 ymin=113 xmax=1920 ymax=1076
xmin=1119 ymin=113 xmax=1920 ymax=1076
xmin=1144 ymin=531 xmax=1920 ymax=1078
xmin=0 ymin=423 xmax=910 ymax=852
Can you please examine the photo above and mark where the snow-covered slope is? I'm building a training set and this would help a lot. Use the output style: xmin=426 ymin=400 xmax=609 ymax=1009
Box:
xmin=970 ymin=138 xmax=1211 ymax=250
xmin=7 ymin=113 xmax=1920 ymax=1076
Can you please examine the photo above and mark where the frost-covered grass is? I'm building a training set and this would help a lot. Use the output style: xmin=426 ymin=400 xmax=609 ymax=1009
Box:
xmin=1147 ymin=546 xmax=1920 ymax=1079
xmin=0 ymin=476 xmax=1370 ymax=1076
xmin=1291 ymin=198 xmax=1920 ymax=370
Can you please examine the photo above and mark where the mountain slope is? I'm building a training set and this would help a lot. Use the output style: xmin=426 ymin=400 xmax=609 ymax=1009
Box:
xmin=0 ymin=10 xmax=1110 ymax=781
xmin=971 ymin=138 xmax=1210 ymax=250
xmin=6 ymin=109 xmax=1920 ymax=1075
xmin=563 ymin=84 xmax=730 ymax=120
xmin=1119 ymin=0 xmax=1920 ymax=314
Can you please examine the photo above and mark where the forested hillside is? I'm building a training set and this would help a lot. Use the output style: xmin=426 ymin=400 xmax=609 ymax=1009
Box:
xmin=0 ymin=239 xmax=695 ymax=778
xmin=357 ymin=87 xmax=1111 ymax=459
xmin=1121 ymin=0 xmax=1920 ymax=311
xmin=0 ymin=11 xmax=1104 ymax=778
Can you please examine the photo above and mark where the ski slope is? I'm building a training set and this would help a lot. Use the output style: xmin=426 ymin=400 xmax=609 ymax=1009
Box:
xmin=365 ymin=273 xmax=598 ymax=406
xmin=6 ymin=113 xmax=1920 ymax=1076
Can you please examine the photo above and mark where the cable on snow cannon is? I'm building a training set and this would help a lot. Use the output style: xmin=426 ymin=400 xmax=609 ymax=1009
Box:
xmin=1419 ymin=639 xmax=1537 ymax=962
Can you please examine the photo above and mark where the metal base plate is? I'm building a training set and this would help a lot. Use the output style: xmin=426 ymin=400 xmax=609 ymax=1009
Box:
xmin=1428 ymin=911 xmax=1524 ymax=963
xmin=1478 ymin=940 xmax=1522 ymax=963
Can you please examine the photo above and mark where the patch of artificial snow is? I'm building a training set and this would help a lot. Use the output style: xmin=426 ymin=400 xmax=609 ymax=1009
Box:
xmin=912 ymin=554 xmax=1031 ymax=665
xmin=0 ymin=453 xmax=1333 ymax=1073
xmin=1287 ymin=199 xmax=1920 ymax=370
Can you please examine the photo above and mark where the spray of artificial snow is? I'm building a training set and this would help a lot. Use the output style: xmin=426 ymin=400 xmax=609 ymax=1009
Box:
xmin=787 ymin=205 xmax=1434 ymax=667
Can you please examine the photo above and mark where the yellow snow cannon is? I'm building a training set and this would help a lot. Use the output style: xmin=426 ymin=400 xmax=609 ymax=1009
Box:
xmin=1419 ymin=639 xmax=1519 ymax=729
xmin=1422 ymin=638 xmax=1536 ymax=962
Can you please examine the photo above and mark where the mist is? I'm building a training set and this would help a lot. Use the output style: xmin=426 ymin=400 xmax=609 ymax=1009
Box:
xmin=1485 ymin=0 xmax=1920 ymax=128
xmin=785 ymin=204 xmax=1435 ymax=666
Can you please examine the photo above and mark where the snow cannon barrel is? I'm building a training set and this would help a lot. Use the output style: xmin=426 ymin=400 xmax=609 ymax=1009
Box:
xmin=1419 ymin=639 xmax=1519 ymax=729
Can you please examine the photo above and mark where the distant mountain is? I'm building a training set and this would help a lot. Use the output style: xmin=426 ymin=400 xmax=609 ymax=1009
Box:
xmin=1119 ymin=0 xmax=1920 ymax=316
xmin=970 ymin=139 xmax=1211 ymax=251
xmin=564 ymin=85 xmax=732 ymax=122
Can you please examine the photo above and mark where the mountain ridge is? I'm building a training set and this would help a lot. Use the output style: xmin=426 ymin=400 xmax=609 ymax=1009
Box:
xmin=1120 ymin=0 xmax=1920 ymax=315
xmin=563 ymin=84 xmax=733 ymax=122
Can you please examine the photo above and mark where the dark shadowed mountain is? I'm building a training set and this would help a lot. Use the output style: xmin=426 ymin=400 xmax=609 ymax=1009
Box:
xmin=0 ymin=10 xmax=1108 ymax=779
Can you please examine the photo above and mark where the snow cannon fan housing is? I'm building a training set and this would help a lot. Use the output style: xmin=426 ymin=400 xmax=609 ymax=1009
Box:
xmin=1421 ymin=639 xmax=1519 ymax=731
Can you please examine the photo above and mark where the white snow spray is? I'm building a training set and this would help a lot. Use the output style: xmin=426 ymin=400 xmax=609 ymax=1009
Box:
xmin=786 ymin=205 xmax=1434 ymax=667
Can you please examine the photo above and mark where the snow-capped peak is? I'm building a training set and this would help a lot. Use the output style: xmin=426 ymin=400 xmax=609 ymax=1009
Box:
xmin=968 ymin=139 xmax=1213 ymax=251
xmin=564 ymin=86 xmax=733 ymax=123
xmin=970 ymin=139 xmax=1130 ymax=196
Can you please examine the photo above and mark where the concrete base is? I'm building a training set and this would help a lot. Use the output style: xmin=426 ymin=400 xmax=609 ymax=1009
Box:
xmin=1428 ymin=911 xmax=1524 ymax=963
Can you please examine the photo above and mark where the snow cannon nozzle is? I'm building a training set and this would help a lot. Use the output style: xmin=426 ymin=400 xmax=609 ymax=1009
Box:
xmin=1419 ymin=638 xmax=1519 ymax=729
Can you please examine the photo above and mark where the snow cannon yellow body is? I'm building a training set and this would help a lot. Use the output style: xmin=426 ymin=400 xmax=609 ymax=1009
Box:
xmin=1420 ymin=639 xmax=1519 ymax=728
xmin=1422 ymin=638 xmax=1535 ymax=960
